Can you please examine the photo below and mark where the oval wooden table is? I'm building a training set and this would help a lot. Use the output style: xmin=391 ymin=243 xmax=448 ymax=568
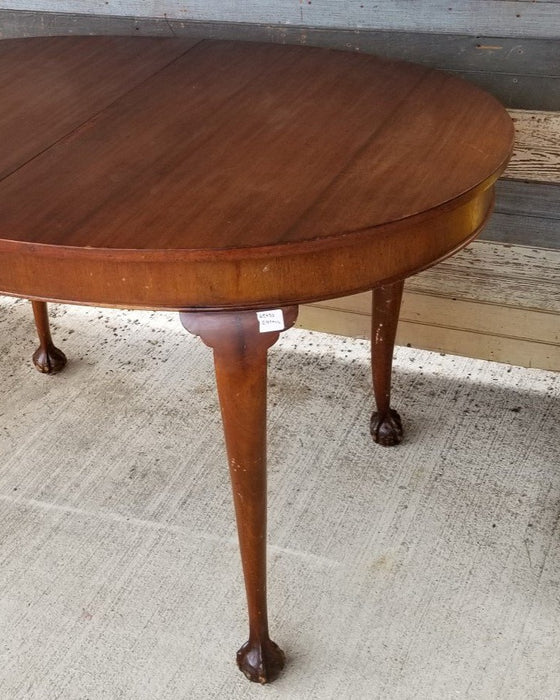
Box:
xmin=0 ymin=36 xmax=513 ymax=683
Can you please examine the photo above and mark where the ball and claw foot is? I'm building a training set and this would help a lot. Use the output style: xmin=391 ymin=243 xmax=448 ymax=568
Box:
xmin=370 ymin=408 xmax=403 ymax=446
xmin=32 ymin=343 xmax=67 ymax=374
xmin=236 ymin=638 xmax=286 ymax=684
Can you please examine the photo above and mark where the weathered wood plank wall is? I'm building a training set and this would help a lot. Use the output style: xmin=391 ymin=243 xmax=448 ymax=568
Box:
xmin=301 ymin=243 xmax=560 ymax=370
xmin=0 ymin=3 xmax=558 ymax=369
xmin=506 ymin=111 xmax=560 ymax=183
xmin=2 ymin=1 xmax=560 ymax=38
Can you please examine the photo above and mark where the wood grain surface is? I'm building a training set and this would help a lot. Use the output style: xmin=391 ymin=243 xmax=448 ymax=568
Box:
xmin=505 ymin=110 xmax=560 ymax=183
xmin=0 ymin=39 xmax=509 ymax=250
xmin=0 ymin=37 xmax=513 ymax=310
xmin=0 ymin=36 xmax=193 ymax=180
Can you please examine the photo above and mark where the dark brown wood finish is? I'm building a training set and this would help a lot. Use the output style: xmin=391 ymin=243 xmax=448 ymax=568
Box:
xmin=0 ymin=36 xmax=197 ymax=180
xmin=370 ymin=281 xmax=405 ymax=447
xmin=30 ymin=300 xmax=66 ymax=374
xmin=0 ymin=37 xmax=513 ymax=683
xmin=0 ymin=38 xmax=512 ymax=310
xmin=181 ymin=307 xmax=298 ymax=683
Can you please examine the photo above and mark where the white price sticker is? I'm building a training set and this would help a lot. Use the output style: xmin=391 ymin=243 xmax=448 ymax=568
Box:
xmin=256 ymin=309 xmax=285 ymax=333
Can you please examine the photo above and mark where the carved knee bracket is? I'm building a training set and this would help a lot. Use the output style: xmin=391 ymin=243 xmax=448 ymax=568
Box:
xmin=180 ymin=306 xmax=298 ymax=353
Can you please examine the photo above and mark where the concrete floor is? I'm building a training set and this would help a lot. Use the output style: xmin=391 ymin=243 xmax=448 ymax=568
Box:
xmin=0 ymin=296 xmax=559 ymax=699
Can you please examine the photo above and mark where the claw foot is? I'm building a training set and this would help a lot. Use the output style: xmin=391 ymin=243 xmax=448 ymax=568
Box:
xmin=370 ymin=408 xmax=403 ymax=446
xmin=32 ymin=343 xmax=67 ymax=374
xmin=236 ymin=638 xmax=285 ymax=684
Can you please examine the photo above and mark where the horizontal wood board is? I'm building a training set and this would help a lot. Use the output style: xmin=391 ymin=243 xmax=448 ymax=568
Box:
xmin=299 ymin=241 xmax=560 ymax=371
xmin=2 ymin=2 xmax=560 ymax=38
xmin=495 ymin=180 xmax=560 ymax=219
xmin=311 ymin=289 xmax=559 ymax=344
xmin=297 ymin=303 xmax=560 ymax=371
xmin=481 ymin=180 xmax=560 ymax=249
xmin=406 ymin=241 xmax=560 ymax=314
xmin=3 ymin=14 xmax=560 ymax=74
xmin=484 ymin=212 xmax=560 ymax=249
xmin=505 ymin=110 xmax=560 ymax=181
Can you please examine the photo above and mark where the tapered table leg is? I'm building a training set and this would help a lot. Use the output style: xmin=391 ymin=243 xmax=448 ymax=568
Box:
xmin=370 ymin=281 xmax=404 ymax=446
xmin=180 ymin=306 xmax=298 ymax=683
xmin=31 ymin=300 xmax=67 ymax=374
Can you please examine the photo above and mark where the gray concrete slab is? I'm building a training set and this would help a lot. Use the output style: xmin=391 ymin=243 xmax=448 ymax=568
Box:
xmin=0 ymin=297 xmax=558 ymax=699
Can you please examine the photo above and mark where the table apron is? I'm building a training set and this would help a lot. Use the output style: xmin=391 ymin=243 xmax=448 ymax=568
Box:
xmin=0 ymin=188 xmax=493 ymax=312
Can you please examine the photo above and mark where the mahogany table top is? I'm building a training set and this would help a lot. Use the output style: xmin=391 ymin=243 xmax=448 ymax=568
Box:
xmin=0 ymin=36 xmax=513 ymax=310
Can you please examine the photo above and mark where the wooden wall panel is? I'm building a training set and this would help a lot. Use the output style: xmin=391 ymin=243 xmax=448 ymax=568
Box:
xmin=505 ymin=110 xmax=560 ymax=183
xmin=300 ymin=242 xmax=560 ymax=371
xmin=298 ymin=303 xmax=560 ymax=371
xmin=484 ymin=180 xmax=560 ymax=249
xmin=1 ymin=1 xmax=560 ymax=38
xmin=406 ymin=242 xmax=560 ymax=313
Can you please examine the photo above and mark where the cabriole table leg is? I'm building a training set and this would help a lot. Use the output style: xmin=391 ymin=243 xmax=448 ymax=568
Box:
xmin=30 ymin=300 xmax=67 ymax=374
xmin=180 ymin=306 xmax=298 ymax=684
xmin=370 ymin=281 xmax=404 ymax=446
